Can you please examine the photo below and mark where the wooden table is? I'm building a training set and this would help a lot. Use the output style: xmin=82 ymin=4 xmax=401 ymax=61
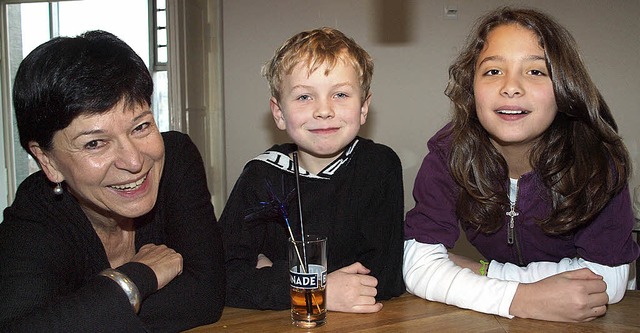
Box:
xmin=186 ymin=291 xmax=640 ymax=332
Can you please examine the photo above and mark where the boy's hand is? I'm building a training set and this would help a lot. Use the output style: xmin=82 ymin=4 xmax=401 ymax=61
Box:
xmin=256 ymin=253 xmax=273 ymax=269
xmin=325 ymin=262 xmax=383 ymax=313
xmin=510 ymin=268 xmax=608 ymax=322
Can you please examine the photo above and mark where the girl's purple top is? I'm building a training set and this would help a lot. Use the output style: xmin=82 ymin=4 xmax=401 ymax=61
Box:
xmin=405 ymin=124 xmax=639 ymax=266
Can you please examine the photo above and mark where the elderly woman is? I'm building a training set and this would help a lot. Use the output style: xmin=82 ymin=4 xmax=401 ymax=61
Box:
xmin=0 ymin=31 xmax=225 ymax=332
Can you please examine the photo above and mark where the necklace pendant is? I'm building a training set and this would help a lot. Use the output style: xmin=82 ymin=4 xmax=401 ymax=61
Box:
xmin=506 ymin=204 xmax=519 ymax=245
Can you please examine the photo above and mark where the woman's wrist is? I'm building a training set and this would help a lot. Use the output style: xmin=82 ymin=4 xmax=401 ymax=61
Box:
xmin=99 ymin=268 xmax=141 ymax=314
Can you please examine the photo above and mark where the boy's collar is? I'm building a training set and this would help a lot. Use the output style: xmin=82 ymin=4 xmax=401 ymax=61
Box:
xmin=252 ymin=137 xmax=360 ymax=179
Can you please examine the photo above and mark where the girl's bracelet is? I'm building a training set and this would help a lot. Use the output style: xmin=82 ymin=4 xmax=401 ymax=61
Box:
xmin=479 ymin=260 xmax=490 ymax=276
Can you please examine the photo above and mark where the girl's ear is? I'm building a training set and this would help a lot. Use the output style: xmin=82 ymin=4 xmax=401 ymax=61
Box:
xmin=29 ymin=142 xmax=64 ymax=183
xmin=270 ymin=97 xmax=287 ymax=130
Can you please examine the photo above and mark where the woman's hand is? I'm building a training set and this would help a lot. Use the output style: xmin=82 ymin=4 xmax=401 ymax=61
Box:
xmin=510 ymin=268 xmax=608 ymax=322
xmin=131 ymin=244 xmax=183 ymax=290
xmin=325 ymin=262 xmax=383 ymax=313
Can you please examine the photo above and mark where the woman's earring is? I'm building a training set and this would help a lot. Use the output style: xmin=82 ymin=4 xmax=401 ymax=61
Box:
xmin=53 ymin=182 xmax=63 ymax=195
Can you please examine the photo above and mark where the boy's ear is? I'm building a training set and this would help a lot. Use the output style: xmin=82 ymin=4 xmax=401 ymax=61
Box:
xmin=270 ymin=97 xmax=287 ymax=130
xmin=360 ymin=93 xmax=372 ymax=125
xmin=29 ymin=142 xmax=64 ymax=183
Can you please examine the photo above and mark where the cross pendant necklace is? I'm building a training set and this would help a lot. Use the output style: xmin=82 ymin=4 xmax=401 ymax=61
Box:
xmin=506 ymin=179 xmax=519 ymax=245
xmin=506 ymin=203 xmax=519 ymax=245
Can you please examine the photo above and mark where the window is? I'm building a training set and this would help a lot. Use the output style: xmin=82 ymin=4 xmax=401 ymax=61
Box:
xmin=0 ymin=0 xmax=169 ymax=211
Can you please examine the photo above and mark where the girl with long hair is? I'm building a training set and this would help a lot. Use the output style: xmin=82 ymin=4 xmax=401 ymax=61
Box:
xmin=403 ymin=7 xmax=638 ymax=322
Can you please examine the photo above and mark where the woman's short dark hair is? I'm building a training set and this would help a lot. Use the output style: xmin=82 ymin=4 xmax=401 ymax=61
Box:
xmin=13 ymin=30 xmax=153 ymax=155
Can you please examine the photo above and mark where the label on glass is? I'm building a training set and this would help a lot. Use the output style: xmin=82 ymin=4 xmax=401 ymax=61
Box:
xmin=290 ymin=264 xmax=327 ymax=289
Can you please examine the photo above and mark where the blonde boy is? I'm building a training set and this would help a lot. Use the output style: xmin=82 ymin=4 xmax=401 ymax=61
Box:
xmin=220 ymin=27 xmax=404 ymax=313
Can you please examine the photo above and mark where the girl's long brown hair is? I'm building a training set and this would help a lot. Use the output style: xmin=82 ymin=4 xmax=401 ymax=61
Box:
xmin=444 ymin=7 xmax=631 ymax=235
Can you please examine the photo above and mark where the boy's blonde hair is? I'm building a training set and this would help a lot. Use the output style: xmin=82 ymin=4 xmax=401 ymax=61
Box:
xmin=262 ymin=27 xmax=373 ymax=102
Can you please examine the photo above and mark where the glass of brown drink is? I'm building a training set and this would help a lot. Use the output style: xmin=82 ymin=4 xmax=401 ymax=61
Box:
xmin=288 ymin=235 xmax=327 ymax=328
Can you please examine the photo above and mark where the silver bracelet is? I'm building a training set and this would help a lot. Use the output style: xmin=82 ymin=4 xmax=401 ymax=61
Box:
xmin=99 ymin=268 xmax=141 ymax=314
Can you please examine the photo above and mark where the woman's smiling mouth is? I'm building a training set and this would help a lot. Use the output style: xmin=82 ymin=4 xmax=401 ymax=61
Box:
xmin=110 ymin=174 xmax=147 ymax=191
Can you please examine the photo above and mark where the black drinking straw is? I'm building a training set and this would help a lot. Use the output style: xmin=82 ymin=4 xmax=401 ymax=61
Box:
xmin=292 ymin=152 xmax=313 ymax=314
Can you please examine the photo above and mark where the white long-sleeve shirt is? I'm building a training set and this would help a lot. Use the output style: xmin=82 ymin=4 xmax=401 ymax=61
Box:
xmin=403 ymin=239 xmax=630 ymax=318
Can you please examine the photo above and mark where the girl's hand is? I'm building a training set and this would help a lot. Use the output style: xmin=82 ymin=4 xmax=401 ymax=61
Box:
xmin=510 ymin=268 xmax=608 ymax=322
xmin=448 ymin=252 xmax=483 ymax=274
xmin=325 ymin=262 xmax=383 ymax=313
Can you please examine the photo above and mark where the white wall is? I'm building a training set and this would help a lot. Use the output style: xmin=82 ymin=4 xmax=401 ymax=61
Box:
xmin=221 ymin=0 xmax=640 ymax=219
